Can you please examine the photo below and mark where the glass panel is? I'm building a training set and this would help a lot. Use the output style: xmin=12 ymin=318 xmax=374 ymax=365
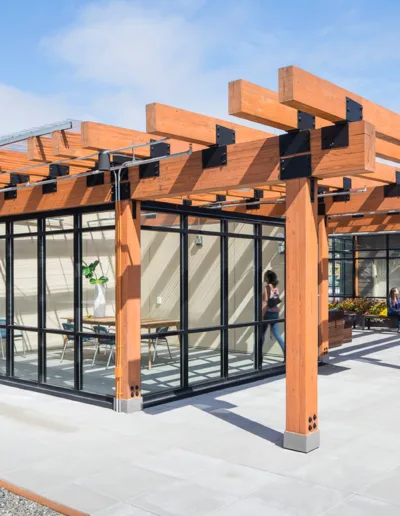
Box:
xmin=228 ymin=327 xmax=254 ymax=376
xmin=228 ymin=238 xmax=254 ymax=324
xmin=262 ymin=239 xmax=285 ymax=319
xmin=141 ymin=211 xmax=180 ymax=229
xmin=141 ymin=330 xmax=181 ymax=396
xmin=188 ymin=330 xmax=221 ymax=385
xmin=389 ymin=259 xmax=400 ymax=295
xmin=14 ymin=237 xmax=37 ymax=327
xmin=262 ymin=225 xmax=285 ymax=238
xmin=13 ymin=330 xmax=38 ymax=382
xmin=46 ymin=216 xmax=74 ymax=232
xmin=46 ymin=233 xmax=74 ymax=329
xmin=83 ymin=331 xmax=116 ymax=396
xmin=14 ymin=220 xmax=38 ymax=234
xmin=228 ymin=222 xmax=254 ymax=235
xmin=0 ymin=239 xmax=5 ymax=375
xmin=188 ymin=234 xmax=220 ymax=329
xmin=82 ymin=211 xmax=115 ymax=229
xmin=141 ymin=230 xmax=180 ymax=325
xmin=344 ymin=260 xmax=354 ymax=297
xmin=45 ymin=332 xmax=75 ymax=389
xmin=262 ymin=319 xmax=285 ymax=367
xmin=389 ymin=234 xmax=400 ymax=249
xmin=356 ymin=259 xmax=386 ymax=297
xmin=188 ymin=217 xmax=220 ymax=233
xmin=82 ymin=229 xmax=115 ymax=333
xmin=357 ymin=235 xmax=386 ymax=250
xmin=358 ymin=250 xmax=386 ymax=258
xmin=0 ymin=224 xmax=5 ymax=236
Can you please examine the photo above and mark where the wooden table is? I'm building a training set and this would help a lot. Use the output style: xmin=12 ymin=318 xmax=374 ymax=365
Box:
xmin=64 ymin=316 xmax=180 ymax=369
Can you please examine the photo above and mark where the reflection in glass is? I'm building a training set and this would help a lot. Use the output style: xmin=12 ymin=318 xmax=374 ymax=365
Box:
xmin=228 ymin=327 xmax=254 ymax=376
xmin=13 ymin=331 xmax=38 ymax=382
xmin=188 ymin=330 xmax=220 ymax=385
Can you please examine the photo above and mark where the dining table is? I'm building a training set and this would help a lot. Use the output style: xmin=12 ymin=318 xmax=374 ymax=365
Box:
xmin=64 ymin=316 xmax=180 ymax=369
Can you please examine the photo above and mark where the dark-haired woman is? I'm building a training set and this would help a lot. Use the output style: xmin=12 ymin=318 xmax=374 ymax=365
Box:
xmin=261 ymin=270 xmax=285 ymax=352
xmin=388 ymin=287 xmax=400 ymax=333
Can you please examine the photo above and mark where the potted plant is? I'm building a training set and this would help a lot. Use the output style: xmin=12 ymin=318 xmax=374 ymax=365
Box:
xmin=82 ymin=260 xmax=109 ymax=318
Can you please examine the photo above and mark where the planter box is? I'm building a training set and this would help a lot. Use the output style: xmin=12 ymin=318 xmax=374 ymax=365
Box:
xmin=328 ymin=310 xmax=344 ymax=349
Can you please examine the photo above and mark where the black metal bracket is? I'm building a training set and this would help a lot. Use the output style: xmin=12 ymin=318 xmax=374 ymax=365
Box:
xmin=310 ymin=178 xmax=317 ymax=203
xmin=87 ymin=171 xmax=104 ymax=187
xmin=280 ymin=154 xmax=312 ymax=180
xmin=318 ymin=186 xmax=329 ymax=195
xmin=139 ymin=161 xmax=159 ymax=179
xmin=111 ymin=182 xmax=130 ymax=202
xmin=279 ymin=130 xmax=310 ymax=157
xmin=253 ymin=189 xmax=264 ymax=200
xmin=216 ymin=194 xmax=226 ymax=202
xmin=9 ymin=174 xmax=29 ymax=185
xmin=346 ymin=97 xmax=363 ymax=122
xmin=384 ymin=171 xmax=400 ymax=197
xmin=318 ymin=201 xmax=326 ymax=216
xmin=4 ymin=189 xmax=17 ymax=200
xmin=49 ymin=164 xmax=69 ymax=177
xmin=321 ymin=122 xmax=349 ymax=150
xmin=343 ymin=177 xmax=352 ymax=190
xmin=216 ymin=125 xmax=235 ymax=145
xmin=150 ymin=141 xmax=170 ymax=158
xmin=110 ymin=155 xmax=129 ymax=183
xmin=182 ymin=199 xmax=192 ymax=206
xmin=42 ymin=178 xmax=57 ymax=194
xmin=202 ymin=125 xmax=235 ymax=170
xmin=246 ymin=198 xmax=260 ymax=210
xmin=297 ymin=111 xmax=315 ymax=130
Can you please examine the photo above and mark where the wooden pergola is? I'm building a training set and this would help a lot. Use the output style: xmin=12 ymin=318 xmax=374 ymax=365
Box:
xmin=0 ymin=65 xmax=399 ymax=452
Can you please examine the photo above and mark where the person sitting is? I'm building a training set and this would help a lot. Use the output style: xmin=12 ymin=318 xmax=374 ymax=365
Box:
xmin=388 ymin=287 xmax=400 ymax=333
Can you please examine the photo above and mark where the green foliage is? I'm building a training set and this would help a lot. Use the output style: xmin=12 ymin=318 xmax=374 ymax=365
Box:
xmin=329 ymin=297 xmax=387 ymax=315
xmin=82 ymin=260 xmax=109 ymax=285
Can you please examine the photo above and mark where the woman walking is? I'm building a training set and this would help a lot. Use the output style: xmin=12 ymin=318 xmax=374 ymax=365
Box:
xmin=261 ymin=270 xmax=285 ymax=354
xmin=388 ymin=287 xmax=400 ymax=333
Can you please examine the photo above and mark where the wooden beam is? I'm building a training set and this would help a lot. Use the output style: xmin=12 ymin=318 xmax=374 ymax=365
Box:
xmin=229 ymin=79 xmax=400 ymax=164
xmin=146 ymin=102 xmax=274 ymax=146
xmin=129 ymin=121 xmax=375 ymax=200
xmin=229 ymin=79 xmax=327 ymax=130
xmin=284 ymin=178 xmax=319 ymax=452
xmin=52 ymin=131 xmax=97 ymax=161
xmin=328 ymin=214 xmax=400 ymax=233
xmin=320 ymin=163 xmax=398 ymax=189
xmin=27 ymin=136 xmax=93 ymax=168
xmin=115 ymin=199 xmax=142 ymax=411
xmin=325 ymin=186 xmax=400 ymax=216
xmin=318 ymin=216 xmax=329 ymax=360
xmin=279 ymin=66 xmax=400 ymax=144
xmin=81 ymin=121 xmax=203 ymax=159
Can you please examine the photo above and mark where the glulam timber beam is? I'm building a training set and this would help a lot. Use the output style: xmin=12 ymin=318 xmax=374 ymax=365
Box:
xmin=324 ymin=186 xmax=400 ymax=216
xmin=129 ymin=121 xmax=375 ymax=200
xmin=81 ymin=122 xmax=203 ymax=159
xmin=52 ymin=131 xmax=97 ymax=161
xmin=328 ymin=214 xmax=400 ymax=234
xmin=230 ymin=79 xmax=400 ymax=164
xmin=27 ymin=136 xmax=93 ymax=168
xmin=320 ymin=163 xmax=398 ymax=190
xmin=279 ymin=66 xmax=400 ymax=145
xmin=146 ymin=103 xmax=274 ymax=146
xmin=229 ymin=79 xmax=327 ymax=130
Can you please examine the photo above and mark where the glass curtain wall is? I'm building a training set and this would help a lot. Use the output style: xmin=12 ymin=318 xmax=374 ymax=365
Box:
xmin=140 ymin=203 xmax=286 ymax=400
xmin=329 ymin=234 xmax=400 ymax=301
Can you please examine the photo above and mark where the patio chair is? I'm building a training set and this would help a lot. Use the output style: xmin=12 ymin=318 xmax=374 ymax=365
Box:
xmin=0 ymin=318 xmax=24 ymax=359
xmin=92 ymin=325 xmax=115 ymax=369
xmin=60 ymin=322 xmax=93 ymax=363
xmin=151 ymin=327 xmax=172 ymax=362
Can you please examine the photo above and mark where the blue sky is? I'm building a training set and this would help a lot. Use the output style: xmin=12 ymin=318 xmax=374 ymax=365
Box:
xmin=0 ymin=0 xmax=399 ymax=134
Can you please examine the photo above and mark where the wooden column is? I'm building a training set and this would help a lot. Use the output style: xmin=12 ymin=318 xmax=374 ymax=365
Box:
xmin=318 ymin=216 xmax=329 ymax=362
xmin=284 ymin=178 xmax=319 ymax=453
xmin=114 ymin=199 xmax=142 ymax=412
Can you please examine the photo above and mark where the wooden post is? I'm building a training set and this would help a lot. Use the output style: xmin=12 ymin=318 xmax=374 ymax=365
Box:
xmin=114 ymin=199 xmax=142 ymax=412
xmin=318 ymin=216 xmax=329 ymax=362
xmin=284 ymin=178 xmax=319 ymax=453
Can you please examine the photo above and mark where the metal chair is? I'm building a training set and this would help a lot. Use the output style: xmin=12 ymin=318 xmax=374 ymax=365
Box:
xmin=151 ymin=326 xmax=172 ymax=362
xmin=0 ymin=318 xmax=24 ymax=359
xmin=60 ymin=322 xmax=93 ymax=363
xmin=92 ymin=325 xmax=115 ymax=369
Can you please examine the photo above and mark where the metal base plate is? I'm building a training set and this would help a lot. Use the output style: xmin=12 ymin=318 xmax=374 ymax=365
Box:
xmin=284 ymin=430 xmax=320 ymax=453
xmin=114 ymin=397 xmax=143 ymax=413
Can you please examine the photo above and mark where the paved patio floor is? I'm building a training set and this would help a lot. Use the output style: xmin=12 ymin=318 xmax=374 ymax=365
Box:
xmin=0 ymin=329 xmax=399 ymax=515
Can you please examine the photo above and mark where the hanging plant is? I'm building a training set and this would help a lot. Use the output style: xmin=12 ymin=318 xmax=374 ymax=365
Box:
xmin=82 ymin=260 xmax=109 ymax=285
